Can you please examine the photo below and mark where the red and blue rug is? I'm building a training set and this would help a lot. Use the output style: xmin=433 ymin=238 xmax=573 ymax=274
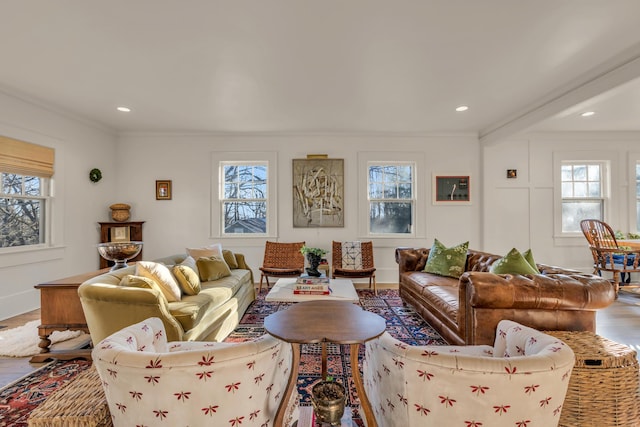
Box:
xmin=0 ymin=289 xmax=445 ymax=427
xmin=226 ymin=289 xmax=446 ymax=425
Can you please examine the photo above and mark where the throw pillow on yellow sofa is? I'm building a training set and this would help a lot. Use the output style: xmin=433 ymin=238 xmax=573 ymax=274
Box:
xmin=196 ymin=256 xmax=232 ymax=281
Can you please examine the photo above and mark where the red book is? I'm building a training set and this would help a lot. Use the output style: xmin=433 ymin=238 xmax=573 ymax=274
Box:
xmin=293 ymin=290 xmax=330 ymax=295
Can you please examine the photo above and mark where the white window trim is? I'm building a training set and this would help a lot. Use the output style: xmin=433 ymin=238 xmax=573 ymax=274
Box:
xmin=357 ymin=151 xmax=426 ymax=239
xmin=211 ymin=151 xmax=277 ymax=239
xmin=629 ymin=153 xmax=640 ymax=234
xmin=0 ymin=131 xmax=63 ymax=261
xmin=553 ymin=150 xmax=614 ymax=240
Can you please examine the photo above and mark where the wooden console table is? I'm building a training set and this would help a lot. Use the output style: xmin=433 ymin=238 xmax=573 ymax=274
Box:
xmin=30 ymin=268 xmax=110 ymax=362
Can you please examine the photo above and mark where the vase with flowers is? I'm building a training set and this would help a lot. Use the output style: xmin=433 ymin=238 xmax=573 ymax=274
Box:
xmin=300 ymin=246 xmax=328 ymax=277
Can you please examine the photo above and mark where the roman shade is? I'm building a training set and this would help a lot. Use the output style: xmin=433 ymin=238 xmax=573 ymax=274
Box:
xmin=0 ymin=136 xmax=54 ymax=178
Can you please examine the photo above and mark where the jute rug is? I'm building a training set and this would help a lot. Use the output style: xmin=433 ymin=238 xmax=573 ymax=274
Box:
xmin=0 ymin=289 xmax=445 ymax=427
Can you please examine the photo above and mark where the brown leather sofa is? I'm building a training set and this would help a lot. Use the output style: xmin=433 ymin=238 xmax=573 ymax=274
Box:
xmin=396 ymin=247 xmax=616 ymax=345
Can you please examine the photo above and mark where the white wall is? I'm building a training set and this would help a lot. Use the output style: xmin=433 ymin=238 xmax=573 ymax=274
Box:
xmin=3 ymin=91 xmax=638 ymax=322
xmin=0 ymin=92 xmax=117 ymax=320
xmin=115 ymin=133 xmax=481 ymax=283
xmin=483 ymin=132 xmax=640 ymax=272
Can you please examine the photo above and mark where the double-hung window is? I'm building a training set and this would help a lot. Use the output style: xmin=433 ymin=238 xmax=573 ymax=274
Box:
xmin=220 ymin=162 xmax=268 ymax=235
xmin=367 ymin=163 xmax=414 ymax=234
xmin=560 ymin=162 xmax=604 ymax=233
xmin=636 ymin=163 xmax=640 ymax=231
xmin=0 ymin=137 xmax=54 ymax=250
xmin=1 ymin=173 xmax=49 ymax=247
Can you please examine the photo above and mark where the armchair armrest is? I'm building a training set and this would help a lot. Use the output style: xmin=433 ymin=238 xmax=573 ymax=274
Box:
xmin=78 ymin=282 xmax=185 ymax=343
xmin=460 ymin=271 xmax=615 ymax=310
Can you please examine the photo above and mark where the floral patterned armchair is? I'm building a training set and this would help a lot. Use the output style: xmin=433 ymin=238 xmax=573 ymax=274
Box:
xmin=92 ymin=317 xmax=298 ymax=426
xmin=363 ymin=320 xmax=575 ymax=427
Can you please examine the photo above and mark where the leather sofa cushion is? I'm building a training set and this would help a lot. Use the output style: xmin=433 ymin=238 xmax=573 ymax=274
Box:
xmin=403 ymin=271 xmax=459 ymax=320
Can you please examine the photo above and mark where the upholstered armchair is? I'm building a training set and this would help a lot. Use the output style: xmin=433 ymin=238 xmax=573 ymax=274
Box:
xmin=363 ymin=320 xmax=575 ymax=427
xmin=93 ymin=317 xmax=299 ymax=427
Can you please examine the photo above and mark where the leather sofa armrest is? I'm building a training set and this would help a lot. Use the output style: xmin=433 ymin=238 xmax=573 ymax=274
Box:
xmin=461 ymin=272 xmax=615 ymax=310
xmin=395 ymin=247 xmax=430 ymax=273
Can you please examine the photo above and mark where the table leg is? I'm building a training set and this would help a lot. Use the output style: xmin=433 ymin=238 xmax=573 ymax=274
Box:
xmin=321 ymin=342 xmax=327 ymax=379
xmin=350 ymin=343 xmax=377 ymax=427
xmin=275 ymin=342 xmax=300 ymax=427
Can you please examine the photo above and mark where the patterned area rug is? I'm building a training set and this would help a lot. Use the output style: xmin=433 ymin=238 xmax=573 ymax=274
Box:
xmin=0 ymin=289 xmax=444 ymax=427
xmin=225 ymin=288 xmax=446 ymax=425
xmin=0 ymin=360 xmax=92 ymax=426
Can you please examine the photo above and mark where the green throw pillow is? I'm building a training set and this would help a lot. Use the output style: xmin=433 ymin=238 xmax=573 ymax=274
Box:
xmin=490 ymin=248 xmax=539 ymax=275
xmin=521 ymin=248 xmax=540 ymax=273
xmin=196 ymin=256 xmax=232 ymax=281
xmin=424 ymin=239 xmax=469 ymax=278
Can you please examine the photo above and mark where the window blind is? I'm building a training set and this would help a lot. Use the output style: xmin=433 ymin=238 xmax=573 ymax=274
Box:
xmin=0 ymin=135 xmax=54 ymax=178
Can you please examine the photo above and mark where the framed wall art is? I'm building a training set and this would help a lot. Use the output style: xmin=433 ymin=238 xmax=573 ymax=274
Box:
xmin=293 ymin=158 xmax=344 ymax=227
xmin=110 ymin=226 xmax=131 ymax=242
xmin=156 ymin=180 xmax=172 ymax=200
xmin=433 ymin=174 xmax=471 ymax=205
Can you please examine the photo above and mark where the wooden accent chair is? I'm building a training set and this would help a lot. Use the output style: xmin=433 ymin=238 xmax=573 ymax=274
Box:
xmin=332 ymin=241 xmax=377 ymax=294
xmin=258 ymin=241 xmax=305 ymax=293
xmin=580 ymin=218 xmax=640 ymax=294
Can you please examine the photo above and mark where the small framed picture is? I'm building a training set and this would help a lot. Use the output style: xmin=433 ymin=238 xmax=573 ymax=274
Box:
xmin=433 ymin=174 xmax=471 ymax=205
xmin=156 ymin=180 xmax=172 ymax=200
xmin=110 ymin=226 xmax=130 ymax=242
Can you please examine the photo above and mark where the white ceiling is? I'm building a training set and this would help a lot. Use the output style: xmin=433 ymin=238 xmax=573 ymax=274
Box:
xmin=1 ymin=1 xmax=640 ymax=144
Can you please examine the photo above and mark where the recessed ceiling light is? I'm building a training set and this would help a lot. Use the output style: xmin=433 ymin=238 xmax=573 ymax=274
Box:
xmin=455 ymin=105 xmax=469 ymax=112
xmin=581 ymin=111 xmax=595 ymax=117
xmin=116 ymin=106 xmax=131 ymax=113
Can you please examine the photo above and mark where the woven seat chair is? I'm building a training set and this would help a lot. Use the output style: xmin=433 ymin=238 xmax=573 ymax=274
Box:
xmin=258 ymin=241 xmax=305 ymax=293
xmin=332 ymin=240 xmax=377 ymax=294
xmin=580 ymin=219 xmax=640 ymax=294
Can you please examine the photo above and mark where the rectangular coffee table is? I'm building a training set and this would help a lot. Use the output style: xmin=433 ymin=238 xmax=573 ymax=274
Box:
xmin=265 ymin=278 xmax=359 ymax=303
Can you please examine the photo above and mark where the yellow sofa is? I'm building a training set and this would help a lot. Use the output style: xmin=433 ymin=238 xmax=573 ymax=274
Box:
xmin=78 ymin=253 xmax=255 ymax=344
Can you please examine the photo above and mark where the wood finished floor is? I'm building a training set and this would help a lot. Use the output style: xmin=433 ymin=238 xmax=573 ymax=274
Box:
xmin=1 ymin=284 xmax=640 ymax=390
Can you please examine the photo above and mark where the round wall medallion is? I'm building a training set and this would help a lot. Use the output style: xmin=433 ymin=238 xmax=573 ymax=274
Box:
xmin=89 ymin=168 xmax=102 ymax=183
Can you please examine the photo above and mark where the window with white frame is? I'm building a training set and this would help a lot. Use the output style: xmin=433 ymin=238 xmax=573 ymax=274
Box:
xmin=636 ymin=163 xmax=640 ymax=231
xmin=560 ymin=162 xmax=604 ymax=233
xmin=220 ymin=162 xmax=268 ymax=235
xmin=1 ymin=172 xmax=50 ymax=248
xmin=368 ymin=163 xmax=414 ymax=234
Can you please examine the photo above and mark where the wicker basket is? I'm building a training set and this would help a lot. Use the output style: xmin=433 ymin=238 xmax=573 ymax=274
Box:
xmin=547 ymin=331 xmax=640 ymax=427
xmin=109 ymin=203 xmax=130 ymax=222
xmin=28 ymin=366 xmax=112 ymax=427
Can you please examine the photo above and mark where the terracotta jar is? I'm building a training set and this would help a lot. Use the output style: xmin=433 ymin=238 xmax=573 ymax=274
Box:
xmin=109 ymin=203 xmax=131 ymax=222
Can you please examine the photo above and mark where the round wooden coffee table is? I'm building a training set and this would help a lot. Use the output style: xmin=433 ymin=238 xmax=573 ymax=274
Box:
xmin=264 ymin=300 xmax=386 ymax=427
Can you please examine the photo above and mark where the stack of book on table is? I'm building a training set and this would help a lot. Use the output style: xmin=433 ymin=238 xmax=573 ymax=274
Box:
xmin=294 ymin=274 xmax=330 ymax=295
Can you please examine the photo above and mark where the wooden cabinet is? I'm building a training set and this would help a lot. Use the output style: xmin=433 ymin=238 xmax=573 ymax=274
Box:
xmin=98 ymin=221 xmax=145 ymax=268
xmin=31 ymin=268 xmax=110 ymax=362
